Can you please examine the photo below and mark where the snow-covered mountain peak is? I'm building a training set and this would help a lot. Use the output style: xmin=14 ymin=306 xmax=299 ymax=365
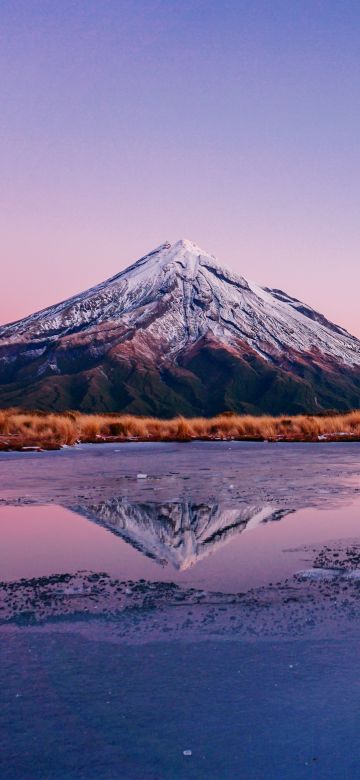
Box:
xmin=171 ymin=238 xmax=203 ymax=253
xmin=120 ymin=238 xmax=218 ymax=282
xmin=1 ymin=237 xmax=360 ymax=415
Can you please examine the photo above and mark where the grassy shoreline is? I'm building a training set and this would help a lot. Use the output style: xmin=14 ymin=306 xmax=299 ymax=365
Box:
xmin=1 ymin=409 xmax=360 ymax=451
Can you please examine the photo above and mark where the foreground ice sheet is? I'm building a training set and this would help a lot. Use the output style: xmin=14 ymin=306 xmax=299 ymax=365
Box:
xmin=2 ymin=633 xmax=360 ymax=779
xmin=2 ymin=442 xmax=360 ymax=778
xmin=1 ymin=441 xmax=360 ymax=509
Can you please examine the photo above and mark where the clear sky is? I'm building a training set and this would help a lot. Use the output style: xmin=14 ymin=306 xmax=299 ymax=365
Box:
xmin=1 ymin=0 xmax=360 ymax=334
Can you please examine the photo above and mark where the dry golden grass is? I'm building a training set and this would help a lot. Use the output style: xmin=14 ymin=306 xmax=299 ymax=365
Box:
xmin=1 ymin=408 xmax=360 ymax=449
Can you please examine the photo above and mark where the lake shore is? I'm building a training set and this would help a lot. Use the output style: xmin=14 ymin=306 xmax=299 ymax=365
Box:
xmin=1 ymin=408 xmax=360 ymax=450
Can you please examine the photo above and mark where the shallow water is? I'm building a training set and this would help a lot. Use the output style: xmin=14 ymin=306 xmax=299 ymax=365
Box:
xmin=2 ymin=442 xmax=360 ymax=778
xmin=2 ymin=498 xmax=360 ymax=593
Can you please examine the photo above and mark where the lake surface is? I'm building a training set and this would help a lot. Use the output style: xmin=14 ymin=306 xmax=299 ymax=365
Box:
xmin=2 ymin=442 xmax=360 ymax=778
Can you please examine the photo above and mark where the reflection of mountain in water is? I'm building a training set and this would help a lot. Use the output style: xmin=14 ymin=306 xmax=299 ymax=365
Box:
xmin=74 ymin=499 xmax=291 ymax=570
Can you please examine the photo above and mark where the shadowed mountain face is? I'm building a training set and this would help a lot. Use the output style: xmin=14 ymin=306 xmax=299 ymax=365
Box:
xmin=73 ymin=498 xmax=291 ymax=570
xmin=1 ymin=239 xmax=360 ymax=415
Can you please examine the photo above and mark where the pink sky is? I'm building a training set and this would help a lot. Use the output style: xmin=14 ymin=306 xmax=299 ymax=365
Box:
xmin=1 ymin=1 xmax=360 ymax=336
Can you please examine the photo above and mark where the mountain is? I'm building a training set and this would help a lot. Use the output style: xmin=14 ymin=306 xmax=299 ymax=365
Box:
xmin=73 ymin=498 xmax=290 ymax=570
xmin=1 ymin=238 xmax=360 ymax=415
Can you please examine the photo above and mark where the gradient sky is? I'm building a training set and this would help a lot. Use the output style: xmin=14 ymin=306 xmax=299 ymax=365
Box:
xmin=1 ymin=1 xmax=360 ymax=334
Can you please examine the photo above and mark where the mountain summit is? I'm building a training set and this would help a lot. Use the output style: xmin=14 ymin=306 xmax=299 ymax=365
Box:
xmin=1 ymin=239 xmax=360 ymax=415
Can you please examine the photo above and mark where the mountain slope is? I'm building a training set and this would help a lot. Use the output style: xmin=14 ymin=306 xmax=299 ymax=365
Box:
xmin=1 ymin=239 xmax=360 ymax=415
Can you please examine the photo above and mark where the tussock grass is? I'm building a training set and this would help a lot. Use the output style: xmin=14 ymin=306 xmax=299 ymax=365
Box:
xmin=1 ymin=408 xmax=360 ymax=449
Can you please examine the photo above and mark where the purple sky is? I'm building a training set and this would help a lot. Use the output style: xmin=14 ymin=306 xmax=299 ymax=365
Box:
xmin=1 ymin=1 xmax=360 ymax=335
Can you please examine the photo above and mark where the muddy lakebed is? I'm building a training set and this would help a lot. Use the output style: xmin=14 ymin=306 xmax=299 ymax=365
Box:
xmin=2 ymin=442 xmax=360 ymax=779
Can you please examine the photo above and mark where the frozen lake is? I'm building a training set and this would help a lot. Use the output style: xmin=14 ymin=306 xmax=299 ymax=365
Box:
xmin=2 ymin=442 xmax=360 ymax=778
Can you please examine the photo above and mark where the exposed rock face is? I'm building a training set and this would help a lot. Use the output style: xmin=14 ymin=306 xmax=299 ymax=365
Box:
xmin=1 ymin=239 xmax=360 ymax=414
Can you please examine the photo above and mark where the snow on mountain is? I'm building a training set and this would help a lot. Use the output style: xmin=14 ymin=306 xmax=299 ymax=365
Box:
xmin=1 ymin=238 xmax=359 ymax=366
xmin=0 ymin=239 xmax=360 ymax=415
